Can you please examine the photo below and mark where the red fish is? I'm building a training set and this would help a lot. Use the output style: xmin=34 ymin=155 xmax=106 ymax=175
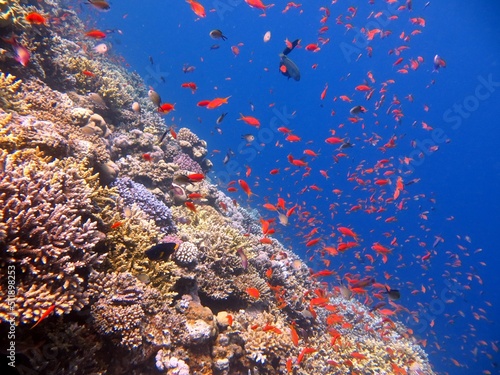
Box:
xmin=25 ymin=12 xmax=48 ymax=25
xmin=181 ymin=82 xmax=197 ymax=93
xmin=187 ymin=173 xmax=205 ymax=182
xmin=238 ymin=179 xmax=253 ymax=197
xmin=238 ymin=114 xmax=261 ymax=127
xmin=185 ymin=201 xmax=197 ymax=213
xmin=197 ymin=100 xmax=211 ymax=107
xmin=85 ymin=29 xmax=107 ymax=39
xmin=158 ymin=103 xmax=175 ymax=114
xmin=320 ymin=83 xmax=328 ymax=100
xmin=186 ymin=0 xmax=206 ymax=17
xmin=246 ymin=287 xmax=261 ymax=298
xmin=207 ymin=96 xmax=231 ymax=109
xmin=245 ymin=0 xmax=274 ymax=13
xmin=31 ymin=304 xmax=56 ymax=329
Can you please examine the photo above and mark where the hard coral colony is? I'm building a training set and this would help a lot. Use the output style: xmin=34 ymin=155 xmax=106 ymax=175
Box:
xmin=0 ymin=0 xmax=452 ymax=374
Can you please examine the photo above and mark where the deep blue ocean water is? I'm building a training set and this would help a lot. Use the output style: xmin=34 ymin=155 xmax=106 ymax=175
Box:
xmin=83 ymin=0 xmax=500 ymax=373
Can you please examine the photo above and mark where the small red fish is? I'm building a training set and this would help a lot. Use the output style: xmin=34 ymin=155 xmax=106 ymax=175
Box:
xmin=187 ymin=173 xmax=205 ymax=182
xmin=85 ymin=29 xmax=107 ymax=39
xmin=110 ymin=221 xmax=123 ymax=229
xmin=238 ymin=114 xmax=261 ymax=127
xmin=158 ymin=103 xmax=175 ymax=114
xmin=238 ymin=179 xmax=253 ymax=198
xmin=25 ymin=12 xmax=48 ymax=25
xmin=185 ymin=201 xmax=197 ymax=213
xmin=31 ymin=304 xmax=56 ymax=329
xmin=142 ymin=153 xmax=152 ymax=161
xmin=82 ymin=70 xmax=95 ymax=77
xmin=246 ymin=287 xmax=261 ymax=299
xmin=186 ymin=0 xmax=206 ymax=17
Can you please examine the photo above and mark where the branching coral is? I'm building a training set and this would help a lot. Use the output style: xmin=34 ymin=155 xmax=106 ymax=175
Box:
xmin=0 ymin=71 xmax=23 ymax=111
xmin=0 ymin=149 xmax=106 ymax=324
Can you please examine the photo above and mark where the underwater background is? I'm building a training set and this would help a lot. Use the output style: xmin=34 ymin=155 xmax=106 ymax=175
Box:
xmin=0 ymin=0 xmax=499 ymax=374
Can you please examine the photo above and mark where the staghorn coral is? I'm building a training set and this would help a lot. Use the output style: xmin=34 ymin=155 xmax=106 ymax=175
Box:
xmin=0 ymin=71 xmax=23 ymax=111
xmin=0 ymin=149 xmax=106 ymax=324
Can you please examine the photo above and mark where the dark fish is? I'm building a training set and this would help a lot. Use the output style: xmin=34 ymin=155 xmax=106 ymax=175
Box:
xmin=160 ymin=76 xmax=166 ymax=83
xmin=349 ymin=105 xmax=366 ymax=115
xmin=279 ymin=54 xmax=300 ymax=81
xmin=87 ymin=92 xmax=108 ymax=109
xmin=223 ymin=149 xmax=234 ymax=164
xmin=350 ymin=276 xmax=375 ymax=289
xmin=148 ymin=89 xmax=161 ymax=108
xmin=183 ymin=64 xmax=196 ymax=73
xmin=209 ymin=29 xmax=227 ymax=41
xmin=145 ymin=242 xmax=179 ymax=261
xmin=210 ymin=44 xmax=220 ymax=50
xmin=216 ymin=112 xmax=228 ymax=124
xmin=369 ymin=301 xmax=387 ymax=312
xmin=282 ymin=39 xmax=300 ymax=56
xmin=340 ymin=142 xmax=353 ymax=149
xmin=158 ymin=129 xmax=168 ymax=144
xmin=149 ymin=56 xmax=154 ymax=65
xmin=382 ymin=286 xmax=401 ymax=300
xmin=86 ymin=0 xmax=110 ymax=11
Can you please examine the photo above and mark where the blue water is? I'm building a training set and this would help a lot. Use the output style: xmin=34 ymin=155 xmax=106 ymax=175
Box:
xmin=86 ymin=0 xmax=500 ymax=373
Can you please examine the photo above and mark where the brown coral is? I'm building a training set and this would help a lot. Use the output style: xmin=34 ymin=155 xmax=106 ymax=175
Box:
xmin=0 ymin=149 xmax=106 ymax=324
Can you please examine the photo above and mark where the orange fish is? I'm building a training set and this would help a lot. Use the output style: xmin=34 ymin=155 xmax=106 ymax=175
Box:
xmin=158 ymin=103 xmax=175 ymax=114
xmin=246 ymin=287 xmax=260 ymax=298
xmin=207 ymin=96 xmax=231 ymax=109
xmin=355 ymin=84 xmax=371 ymax=91
xmin=31 ymin=304 xmax=56 ymax=329
xmin=82 ymin=70 xmax=95 ymax=77
xmin=186 ymin=0 xmax=206 ymax=17
xmin=185 ymin=201 xmax=197 ymax=213
xmin=238 ymin=179 xmax=253 ymax=197
xmin=238 ymin=114 xmax=260 ymax=127
xmin=290 ymin=323 xmax=299 ymax=346
xmin=25 ymin=12 xmax=48 ymax=25
xmin=181 ymin=82 xmax=197 ymax=93
xmin=245 ymin=0 xmax=274 ymax=13
xmin=305 ymin=43 xmax=320 ymax=52
xmin=320 ymin=83 xmax=328 ymax=100
xmin=337 ymin=227 xmax=358 ymax=239
xmin=85 ymin=29 xmax=107 ymax=39
xmin=110 ymin=221 xmax=123 ymax=229
xmin=187 ymin=173 xmax=205 ymax=182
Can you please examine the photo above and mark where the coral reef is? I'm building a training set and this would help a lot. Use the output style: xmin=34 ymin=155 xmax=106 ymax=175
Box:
xmin=0 ymin=149 xmax=106 ymax=324
xmin=0 ymin=1 xmax=438 ymax=373
xmin=112 ymin=177 xmax=176 ymax=234
xmin=0 ymin=71 xmax=23 ymax=111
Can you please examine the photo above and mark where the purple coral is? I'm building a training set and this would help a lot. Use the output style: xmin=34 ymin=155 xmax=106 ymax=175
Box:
xmin=173 ymin=152 xmax=203 ymax=174
xmin=112 ymin=177 xmax=176 ymax=234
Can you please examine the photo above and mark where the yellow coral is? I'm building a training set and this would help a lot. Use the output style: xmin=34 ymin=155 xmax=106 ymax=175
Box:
xmin=0 ymin=71 xmax=23 ymax=111
xmin=106 ymin=205 xmax=180 ymax=299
